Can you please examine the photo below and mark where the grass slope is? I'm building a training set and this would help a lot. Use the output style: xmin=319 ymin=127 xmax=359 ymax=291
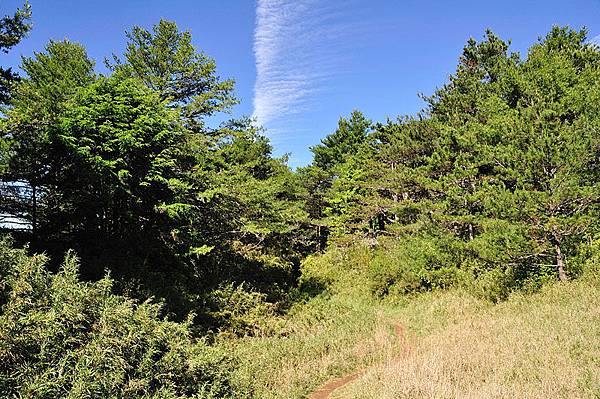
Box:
xmin=223 ymin=245 xmax=404 ymax=398
xmin=337 ymin=279 xmax=600 ymax=398
xmin=224 ymin=243 xmax=600 ymax=398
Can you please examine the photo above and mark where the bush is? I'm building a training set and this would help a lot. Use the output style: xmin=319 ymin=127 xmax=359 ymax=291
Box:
xmin=0 ymin=238 xmax=237 ymax=398
xmin=368 ymin=235 xmax=464 ymax=297
xmin=579 ymin=238 xmax=600 ymax=283
xmin=464 ymin=266 xmax=514 ymax=303
xmin=205 ymin=283 xmax=282 ymax=337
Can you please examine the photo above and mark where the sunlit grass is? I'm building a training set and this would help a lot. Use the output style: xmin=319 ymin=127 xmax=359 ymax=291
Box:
xmin=220 ymin=245 xmax=404 ymax=398
xmin=336 ymin=279 xmax=600 ymax=398
xmin=221 ymin=243 xmax=600 ymax=399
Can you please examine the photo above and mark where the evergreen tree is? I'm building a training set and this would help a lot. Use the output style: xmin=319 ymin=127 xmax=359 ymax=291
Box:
xmin=1 ymin=40 xmax=95 ymax=240
xmin=107 ymin=19 xmax=236 ymax=128
xmin=322 ymin=27 xmax=600 ymax=288
xmin=0 ymin=1 xmax=32 ymax=105
xmin=300 ymin=110 xmax=373 ymax=243
xmin=310 ymin=110 xmax=372 ymax=172
xmin=1 ymin=20 xmax=309 ymax=316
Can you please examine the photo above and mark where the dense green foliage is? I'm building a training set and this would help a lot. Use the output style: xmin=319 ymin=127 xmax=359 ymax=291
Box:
xmin=306 ymin=27 xmax=600 ymax=300
xmin=1 ymin=18 xmax=308 ymax=319
xmin=0 ymin=238 xmax=236 ymax=398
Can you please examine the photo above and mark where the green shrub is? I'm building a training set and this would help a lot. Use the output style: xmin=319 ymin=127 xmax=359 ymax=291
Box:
xmin=206 ymin=283 xmax=282 ymax=337
xmin=369 ymin=251 xmax=422 ymax=297
xmin=0 ymin=239 xmax=236 ymax=398
xmin=368 ymin=235 xmax=464 ymax=297
xmin=297 ymin=243 xmax=373 ymax=298
xmin=579 ymin=238 xmax=600 ymax=283
xmin=465 ymin=266 xmax=514 ymax=302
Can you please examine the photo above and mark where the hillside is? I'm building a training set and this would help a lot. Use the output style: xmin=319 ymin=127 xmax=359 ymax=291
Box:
xmin=336 ymin=279 xmax=600 ymax=398
xmin=227 ymin=245 xmax=600 ymax=398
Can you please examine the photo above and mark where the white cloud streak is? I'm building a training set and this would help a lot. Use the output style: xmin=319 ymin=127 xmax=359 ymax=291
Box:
xmin=252 ymin=0 xmax=363 ymax=136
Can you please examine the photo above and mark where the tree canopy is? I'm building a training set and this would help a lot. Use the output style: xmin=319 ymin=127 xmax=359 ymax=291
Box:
xmin=0 ymin=1 xmax=32 ymax=105
xmin=305 ymin=27 xmax=600 ymax=298
xmin=0 ymin=19 xmax=306 ymax=318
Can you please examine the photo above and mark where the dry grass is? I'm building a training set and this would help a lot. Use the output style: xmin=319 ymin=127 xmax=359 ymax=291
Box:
xmin=222 ymin=244 xmax=600 ymax=398
xmin=226 ymin=295 xmax=402 ymax=398
xmin=221 ymin=247 xmax=407 ymax=398
xmin=334 ymin=280 xmax=600 ymax=398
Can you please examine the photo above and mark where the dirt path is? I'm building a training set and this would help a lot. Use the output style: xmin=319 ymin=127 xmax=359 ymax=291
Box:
xmin=307 ymin=371 xmax=365 ymax=399
xmin=307 ymin=323 xmax=409 ymax=399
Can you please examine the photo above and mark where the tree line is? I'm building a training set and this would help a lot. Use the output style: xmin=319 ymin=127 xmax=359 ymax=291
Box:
xmin=303 ymin=27 xmax=600 ymax=299
xmin=1 ymin=7 xmax=317 ymax=321
xmin=2 ymin=3 xmax=600 ymax=312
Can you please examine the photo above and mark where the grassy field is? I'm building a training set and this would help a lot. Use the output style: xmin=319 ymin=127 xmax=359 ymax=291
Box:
xmin=222 ymin=244 xmax=600 ymax=398
xmin=336 ymin=279 xmax=600 ymax=398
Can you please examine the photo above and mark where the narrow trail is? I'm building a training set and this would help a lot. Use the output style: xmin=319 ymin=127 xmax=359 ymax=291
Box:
xmin=307 ymin=323 xmax=410 ymax=399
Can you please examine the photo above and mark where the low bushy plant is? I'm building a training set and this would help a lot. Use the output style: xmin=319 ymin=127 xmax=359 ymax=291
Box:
xmin=368 ymin=235 xmax=464 ymax=297
xmin=0 ymin=239 xmax=237 ymax=398
xmin=206 ymin=283 xmax=282 ymax=337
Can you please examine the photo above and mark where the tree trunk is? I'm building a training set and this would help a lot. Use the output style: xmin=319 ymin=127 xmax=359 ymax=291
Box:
xmin=31 ymin=183 xmax=37 ymax=238
xmin=555 ymin=242 xmax=567 ymax=281
xmin=317 ymin=224 xmax=322 ymax=252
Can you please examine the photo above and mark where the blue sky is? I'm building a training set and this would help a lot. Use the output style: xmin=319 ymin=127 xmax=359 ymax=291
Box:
xmin=3 ymin=1 xmax=600 ymax=167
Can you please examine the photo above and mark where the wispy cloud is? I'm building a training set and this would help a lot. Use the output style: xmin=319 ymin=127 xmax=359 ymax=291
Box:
xmin=252 ymin=0 xmax=364 ymax=140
